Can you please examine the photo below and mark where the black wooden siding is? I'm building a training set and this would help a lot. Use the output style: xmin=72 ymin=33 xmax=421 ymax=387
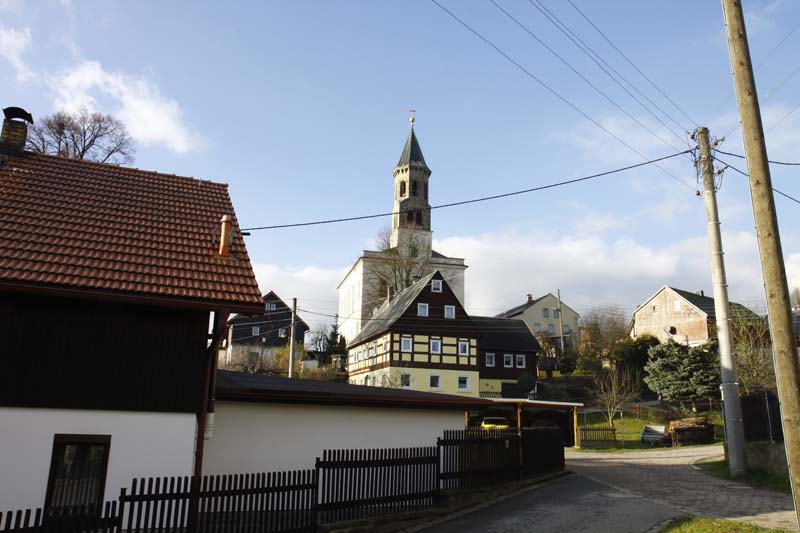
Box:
xmin=1 ymin=291 xmax=209 ymax=413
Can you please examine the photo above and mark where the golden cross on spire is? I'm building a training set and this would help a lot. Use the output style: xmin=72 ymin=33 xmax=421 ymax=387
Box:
xmin=409 ymin=107 xmax=416 ymax=125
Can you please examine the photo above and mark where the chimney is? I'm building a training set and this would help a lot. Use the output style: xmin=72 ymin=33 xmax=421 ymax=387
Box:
xmin=696 ymin=289 xmax=705 ymax=296
xmin=219 ymin=215 xmax=233 ymax=256
xmin=1 ymin=107 xmax=33 ymax=153
xmin=526 ymin=294 xmax=533 ymax=303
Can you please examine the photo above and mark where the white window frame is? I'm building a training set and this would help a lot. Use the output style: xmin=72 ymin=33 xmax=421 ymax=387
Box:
xmin=543 ymin=308 xmax=550 ymax=318
xmin=485 ymin=353 xmax=495 ymax=367
xmin=400 ymin=373 xmax=412 ymax=388
xmin=278 ymin=327 xmax=287 ymax=338
xmin=553 ymin=308 xmax=560 ymax=318
xmin=458 ymin=341 xmax=469 ymax=356
xmin=266 ymin=303 xmax=277 ymax=311
xmin=429 ymin=374 xmax=441 ymax=390
xmin=430 ymin=339 xmax=442 ymax=354
xmin=431 ymin=280 xmax=443 ymax=293
xmin=673 ymin=301 xmax=681 ymax=312
xmin=534 ymin=323 xmax=541 ymax=333
xmin=444 ymin=305 xmax=456 ymax=319
xmin=251 ymin=326 xmax=260 ymax=336
xmin=457 ymin=376 xmax=469 ymax=391
xmin=401 ymin=337 xmax=413 ymax=353
xmin=504 ymin=353 xmax=514 ymax=368
xmin=516 ymin=354 xmax=525 ymax=368
xmin=417 ymin=303 xmax=429 ymax=317
xmin=381 ymin=374 xmax=387 ymax=387
xmin=563 ymin=325 xmax=570 ymax=335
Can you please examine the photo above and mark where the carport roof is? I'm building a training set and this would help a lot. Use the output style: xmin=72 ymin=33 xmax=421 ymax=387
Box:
xmin=490 ymin=398 xmax=583 ymax=408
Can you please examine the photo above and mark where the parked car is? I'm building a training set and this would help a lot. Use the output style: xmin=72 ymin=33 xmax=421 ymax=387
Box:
xmin=480 ymin=417 xmax=510 ymax=430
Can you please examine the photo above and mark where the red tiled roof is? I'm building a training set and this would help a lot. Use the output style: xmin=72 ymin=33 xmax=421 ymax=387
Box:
xmin=0 ymin=151 xmax=264 ymax=313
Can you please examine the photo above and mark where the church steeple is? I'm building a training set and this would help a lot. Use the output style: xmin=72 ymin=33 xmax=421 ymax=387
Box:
xmin=390 ymin=111 xmax=432 ymax=250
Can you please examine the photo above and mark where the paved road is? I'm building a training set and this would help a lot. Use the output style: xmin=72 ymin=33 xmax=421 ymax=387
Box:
xmin=422 ymin=446 xmax=797 ymax=532
xmin=567 ymin=445 xmax=797 ymax=531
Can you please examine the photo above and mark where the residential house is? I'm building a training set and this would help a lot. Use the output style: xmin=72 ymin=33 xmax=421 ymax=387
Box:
xmin=346 ymin=271 xmax=480 ymax=397
xmin=471 ymin=317 xmax=541 ymax=398
xmin=224 ymin=291 xmax=309 ymax=370
xmin=337 ymin=117 xmax=467 ymax=345
xmin=0 ymin=107 xmax=263 ymax=510
xmin=631 ymin=286 xmax=756 ymax=345
xmin=496 ymin=293 xmax=580 ymax=356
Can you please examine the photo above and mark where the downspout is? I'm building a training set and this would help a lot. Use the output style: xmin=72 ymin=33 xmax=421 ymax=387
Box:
xmin=194 ymin=310 xmax=228 ymax=478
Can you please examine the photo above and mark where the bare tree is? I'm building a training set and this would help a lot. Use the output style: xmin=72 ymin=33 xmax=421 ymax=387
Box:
xmin=594 ymin=367 xmax=640 ymax=427
xmin=731 ymin=307 xmax=775 ymax=394
xmin=361 ymin=226 xmax=431 ymax=310
xmin=580 ymin=305 xmax=628 ymax=357
xmin=309 ymin=323 xmax=328 ymax=353
xmin=26 ymin=107 xmax=135 ymax=165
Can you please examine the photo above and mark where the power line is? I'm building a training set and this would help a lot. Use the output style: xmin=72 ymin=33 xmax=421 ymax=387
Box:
xmin=526 ymin=0 xmax=689 ymax=141
xmin=713 ymin=156 xmax=800 ymax=206
xmin=489 ymin=0 xmax=685 ymax=153
xmin=241 ymin=149 xmax=692 ymax=231
xmin=565 ymin=0 xmax=697 ymax=127
xmin=712 ymin=148 xmax=800 ymax=166
xmin=766 ymin=101 xmax=800 ymax=134
xmin=428 ymin=0 xmax=696 ymax=191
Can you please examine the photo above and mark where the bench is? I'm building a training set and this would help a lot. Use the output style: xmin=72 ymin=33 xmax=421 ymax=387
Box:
xmin=640 ymin=425 xmax=670 ymax=446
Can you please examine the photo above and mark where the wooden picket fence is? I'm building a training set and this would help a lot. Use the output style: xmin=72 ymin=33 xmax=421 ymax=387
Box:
xmin=577 ymin=426 xmax=617 ymax=449
xmin=316 ymin=447 xmax=438 ymax=525
xmin=1 ymin=428 xmax=564 ymax=532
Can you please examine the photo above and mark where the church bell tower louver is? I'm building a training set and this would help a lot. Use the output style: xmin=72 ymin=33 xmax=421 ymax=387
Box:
xmin=390 ymin=111 xmax=432 ymax=254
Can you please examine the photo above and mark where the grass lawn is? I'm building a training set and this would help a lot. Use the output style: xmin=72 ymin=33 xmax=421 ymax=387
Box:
xmin=661 ymin=516 xmax=789 ymax=532
xmin=697 ymin=459 xmax=791 ymax=494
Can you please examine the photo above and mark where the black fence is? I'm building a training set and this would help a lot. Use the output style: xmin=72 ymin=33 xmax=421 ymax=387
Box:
xmin=741 ymin=390 xmax=783 ymax=443
xmin=2 ymin=428 xmax=564 ymax=533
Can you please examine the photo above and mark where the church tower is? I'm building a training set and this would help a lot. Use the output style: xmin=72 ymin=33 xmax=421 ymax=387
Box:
xmin=390 ymin=113 xmax=432 ymax=255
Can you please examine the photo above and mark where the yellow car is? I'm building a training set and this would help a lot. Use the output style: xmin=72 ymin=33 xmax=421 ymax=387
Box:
xmin=480 ymin=417 xmax=510 ymax=430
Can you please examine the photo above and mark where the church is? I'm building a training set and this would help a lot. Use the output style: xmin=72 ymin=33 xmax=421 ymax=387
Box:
xmin=337 ymin=116 xmax=467 ymax=345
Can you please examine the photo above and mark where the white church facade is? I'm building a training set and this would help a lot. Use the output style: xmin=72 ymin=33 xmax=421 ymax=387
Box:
xmin=337 ymin=117 xmax=467 ymax=345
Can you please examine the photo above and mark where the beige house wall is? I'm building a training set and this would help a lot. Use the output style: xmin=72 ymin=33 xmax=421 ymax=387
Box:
xmin=514 ymin=294 xmax=580 ymax=349
xmin=632 ymin=287 xmax=710 ymax=345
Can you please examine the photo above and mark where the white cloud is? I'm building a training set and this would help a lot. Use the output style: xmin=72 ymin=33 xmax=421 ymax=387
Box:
xmin=0 ymin=26 xmax=33 ymax=82
xmin=49 ymin=60 xmax=201 ymax=154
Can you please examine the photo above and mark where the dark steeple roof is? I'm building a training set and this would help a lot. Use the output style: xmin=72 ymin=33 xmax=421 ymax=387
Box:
xmin=396 ymin=126 xmax=428 ymax=169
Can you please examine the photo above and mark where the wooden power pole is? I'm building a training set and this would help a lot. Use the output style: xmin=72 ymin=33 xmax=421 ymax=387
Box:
xmin=557 ymin=289 xmax=565 ymax=355
xmin=722 ymin=0 xmax=800 ymax=518
xmin=697 ymin=126 xmax=747 ymax=476
xmin=288 ymin=297 xmax=297 ymax=378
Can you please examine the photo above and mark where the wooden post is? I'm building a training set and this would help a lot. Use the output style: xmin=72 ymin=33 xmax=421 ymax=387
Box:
xmin=573 ymin=407 xmax=579 ymax=448
xmin=464 ymin=410 xmax=469 ymax=428
xmin=722 ymin=0 xmax=800 ymax=517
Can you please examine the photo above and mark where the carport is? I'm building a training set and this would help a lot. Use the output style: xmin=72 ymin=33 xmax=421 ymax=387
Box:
xmin=468 ymin=398 xmax=583 ymax=447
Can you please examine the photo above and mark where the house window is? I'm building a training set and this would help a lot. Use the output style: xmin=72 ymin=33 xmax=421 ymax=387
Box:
xmin=516 ymin=354 xmax=525 ymax=368
xmin=401 ymin=337 xmax=413 ymax=352
xmin=371 ymin=375 xmax=377 ymax=386
xmin=418 ymin=303 xmax=429 ymax=317
xmin=251 ymin=326 xmax=260 ymax=336
xmin=652 ymin=304 xmax=660 ymax=314
xmin=457 ymin=376 xmax=469 ymax=391
xmin=429 ymin=375 xmax=441 ymax=389
xmin=266 ymin=303 xmax=276 ymax=311
xmin=278 ymin=327 xmax=287 ymax=338
xmin=485 ymin=353 xmax=495 ymax=367
xmin=458 ymin=341 xmax=469 ymax=355
xmin=364 ymin=376 xmax=369 ymax=386
xmin=553 ymin=308 xmax=560 ymax=318
xmin=534 ymin=323 xmax=541 ymax=333
xmin=543 ymin=308 xmax=550 ymax=318
xmin=563 ymin=325 xmax=570 ymax=335
xmin=444 ymin=305 xmax=455 ymax=319
xmin=381 ymin=374 xmax=387 ymax=387
xmin=430 ymin=339 xmax=442 ymax=354
xmin=548 ymin=324 xmax=555 ymax=334
xmin=431 ymin=279 xmax=443 ymax=293
xmin=504 ymin=354 xmax=514 ymax=368
xmin=673 ymin=301 xmax=681 ymax=312
xmin=400 ymin=373 xmax=411 ymax=388
xmin=45 ymin=435 xmax=111 ymax=510
xmin=400 ymin=181 xmax=406 ymax=197
xmin=368 ymin=345 xmax=375 ymax=357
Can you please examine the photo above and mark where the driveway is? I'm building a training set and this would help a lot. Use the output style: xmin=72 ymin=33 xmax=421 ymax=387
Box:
xmin=421 ymin=446 xmax=798 ymax=532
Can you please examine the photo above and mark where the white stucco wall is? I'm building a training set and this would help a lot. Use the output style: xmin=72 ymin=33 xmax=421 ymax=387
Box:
xmin=204 ymin=401 xmax=466 ymax=475
xmin=0 ymin=407 xmax=196 ymax=510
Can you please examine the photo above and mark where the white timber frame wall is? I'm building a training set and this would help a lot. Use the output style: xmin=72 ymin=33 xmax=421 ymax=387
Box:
xmin=203 ymin=401 xmax=466 ymax=475
xmin=0 ymin=407 xmax=196 ymax=510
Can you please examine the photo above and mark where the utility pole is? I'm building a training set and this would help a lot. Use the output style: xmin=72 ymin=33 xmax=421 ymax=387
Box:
xmin=557 ymin=289 xmax=565 ymax=356
xmin=722 ymin=0 xmax=800 ymax=518
xmin=288 ymin=297 xmax=297 ymax=378
xmin=697 ymin=126 xmax=747 ymax=476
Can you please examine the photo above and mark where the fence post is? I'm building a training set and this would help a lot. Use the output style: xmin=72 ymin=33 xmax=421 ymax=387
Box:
xmin=186 ymin=475 xmax=200 ymax=533
xmin=313 ymin=458 xmax=321 ymax=529
xmin=434 ymin=440 xmax=442 ymax=505
xmin=117 ymin=488 xmax=127 ymax=533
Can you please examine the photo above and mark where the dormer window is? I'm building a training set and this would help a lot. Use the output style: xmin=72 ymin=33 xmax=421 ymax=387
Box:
xmin=431 ymin=280 xmax=442 ymax=293
xmin=417 ymin=303 xmax=429 ymax=317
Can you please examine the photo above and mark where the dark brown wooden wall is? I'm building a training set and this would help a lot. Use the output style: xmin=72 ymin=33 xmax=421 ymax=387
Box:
xmin=477 ymin=350 xmax=537 ymax=380
xmin=0 ymin=291 xmax=209 ymax=413
xmin=392 ymin=274 xmax=478 ymax=339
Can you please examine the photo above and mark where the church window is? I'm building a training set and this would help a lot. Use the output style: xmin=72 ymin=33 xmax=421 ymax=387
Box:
xmin=415 ymin=211 xmax=423 ymax=226
xmin=400 ymin=181 xmax=406 ymax=197
xmin=411 ymin=181 xmax=418 ymax=196
xmin=423 ymin=183 xmax=427 ymax=199
xmin=407 ymin=210 xmax=415 ymax=223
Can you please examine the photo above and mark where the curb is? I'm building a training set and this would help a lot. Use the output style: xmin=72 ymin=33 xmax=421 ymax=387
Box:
xmin=401 ymin=470 xmax=572 ymax=532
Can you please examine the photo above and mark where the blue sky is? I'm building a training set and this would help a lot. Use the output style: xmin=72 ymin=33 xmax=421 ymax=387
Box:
xmin=3 ymin=0 xmax=800 ymax=326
